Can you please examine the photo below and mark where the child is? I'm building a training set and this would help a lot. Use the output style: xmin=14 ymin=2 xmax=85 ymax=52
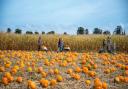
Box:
xmin=58 ymin=38 xmax=64 ymax=52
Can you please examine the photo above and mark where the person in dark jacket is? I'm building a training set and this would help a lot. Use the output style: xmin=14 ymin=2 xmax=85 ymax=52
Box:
xmin=102 ymin=39 xmax=107 ymax=52
xmin=106 ymin=36 xmax=112 ymax=53
xmin=38 ymin=36 xmax=42 ymax=51
xmin=58 ymin=38 xmax=64 ymax=52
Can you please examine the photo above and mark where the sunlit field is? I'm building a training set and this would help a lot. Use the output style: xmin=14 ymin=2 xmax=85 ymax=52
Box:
xmin=0 ymin=33 xmax=128 ymax=52
xmin=0 ymin=33 xmax=128 ymax=89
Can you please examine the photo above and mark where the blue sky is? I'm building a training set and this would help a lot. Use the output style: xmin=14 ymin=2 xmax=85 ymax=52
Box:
xmin=0 ymin=0 xmax=128 ymax=34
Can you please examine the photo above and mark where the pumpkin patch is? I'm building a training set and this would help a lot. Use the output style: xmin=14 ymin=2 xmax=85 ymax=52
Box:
xmin=0 ymin=50 xmax=128 ymax=89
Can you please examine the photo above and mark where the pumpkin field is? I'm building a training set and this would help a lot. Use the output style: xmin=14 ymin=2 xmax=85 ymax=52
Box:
xmin=0 ymin=33 xmax=128 ymax=89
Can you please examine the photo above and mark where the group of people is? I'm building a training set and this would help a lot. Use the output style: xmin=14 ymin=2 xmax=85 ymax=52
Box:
xmin=99 ymin=37 xmax=116 ymax=54
xmin=38 ymin=36 xmax=116 ymax=54
xmin=38 ymin=36 xmax=70 ymax=52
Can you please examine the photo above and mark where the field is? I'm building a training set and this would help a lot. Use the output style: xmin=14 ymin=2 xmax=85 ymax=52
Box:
xmin=0 ymin=33 xmax=128 ymax=89
xmin=0 ymin=33 xmax=128 ymax=52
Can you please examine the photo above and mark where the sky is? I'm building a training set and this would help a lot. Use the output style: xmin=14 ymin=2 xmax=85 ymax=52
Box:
xmin=0 ymin=0 xmax=128 ymax=34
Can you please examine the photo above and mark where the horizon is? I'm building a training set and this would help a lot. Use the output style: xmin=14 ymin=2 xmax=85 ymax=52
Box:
xmin=0 ymin=0 xmax=128 ymax=34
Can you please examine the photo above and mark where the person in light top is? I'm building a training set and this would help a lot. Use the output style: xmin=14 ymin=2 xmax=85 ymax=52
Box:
xmin=38 ymin=36 xmax=42 ymax=51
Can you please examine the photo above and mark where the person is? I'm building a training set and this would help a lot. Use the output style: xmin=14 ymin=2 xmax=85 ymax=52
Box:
xmin=102 ymin=39 xmax=107 ymax=52
xmin=58 ymin=38 xmax=64 ymax=52
xmin=99 ymin=39 xmax=107 ymax=53
xmin=38 ymin=36 xmax=42 ymax=51
xmin=106 ymin=36 xmax=112 ymax=53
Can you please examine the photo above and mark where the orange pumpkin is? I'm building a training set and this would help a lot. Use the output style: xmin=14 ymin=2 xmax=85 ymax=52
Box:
xmin=8 ymin=76 xmax=14 ymax=82
xmin=41 ymin=71 xmax=47 ymax=78
xmin=125 ymin=66 xmax=128 ymax=70
xmin=102 ymin=82 xmax=107 ymax=89
xmin=11 ymin=68 xmax=17 ymax=75
xmin=94 ymin=78 xmax=102 ymax=89
xmin=75 ymin=66 xmax=82 ymax=73
xmin=81 ymin=60 xmax=86 ymax=64
xmin=124 ymin=77 xmax=128 ymax=83
xmin=38 ymin=67 xmax=43 ymax=73
xmin=67 ymin=69 xmax=73 ymax=74
xmin=50 ymin=79 xmax=57 ymax=86
xmin=82 ymin=67 xmax=88 ymax=74
xmin=40 ymin=78 xmax=49 ymax=88
xmin=88 ymin=71 xmax=96 ymax=77
xmin=0 ymin=66 xmax=5 ymax=72
xmin=2 ymin=77 xmax=8 ymax=85
xmin=16 ymin=77 xmax=22 ymax=83
xmin=28 ymin=80 xmax=36 ymax=89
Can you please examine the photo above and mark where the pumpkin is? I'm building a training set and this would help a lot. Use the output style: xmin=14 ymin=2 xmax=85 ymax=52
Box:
xmin=27 ymin=67 xmax=32 ymax=72
xmin=0 ymin=66 xmax=5 ymax=72
xmin=75 ymin=66 xmax=82 ymax=73
xmin=16 ymin=77 xmax=22 ymax=83
xmin=72 ymin=73 xmax=80 ymax=80
xmin=8 ymin=76 xmax=14 ymax=82
xmin=49 ymin=69 xmax=54 ymax=74
xmin=93 ymin=64 xmax=97 ymax=69
xmin=54 ymin=68 xmax=59 ymax=74
xmin=94 ymin=78 xmax=102 ymax=88
xmin=119 ymin=76 xmax=124 ymax=82
xmin=38 ymin=67 xmax=43 ymax=73
xmin=85 ymin=80 xmax=91 ymax=86
xmin=104 ymin=69 xmax=110 ymax=74
xmin=50 ymin=79 xmax=57 ymax=86
xmin=67 ymin=69 xmax=73 ymax=74
xmin=40 ymin=78 xmax=49 ymax=88
xmin=28 ymin=80 xmax=36 ymax=89
xmin=4 ymin=72 xmax=11 ymax=78
xmin=2 ymin=77 xmax=8 ymax=85
xmin=82 ymin=67 xmax=88 ymax=74
xmin=114 ymin=77 xmax=120 ymax=83
xmin=56 ymin=75 xmax=63 ymax=82
xmin=102 ymin=82 xmax=107 ymax=89
xmin=124 ymin=77 xmax=128 ymax=83
xmin=11 ymin=68 xmax=17 ymax=75
xmin=41 ymin=71 xmax=47 ymax=78
xmin=125 ymin=70 xmax=128 ymax=76
xmin=81 ymin=60 xmax=86 ymax=64
xmin=125 ymin=66 xmax=128 ymax=70
xmin=88 ymin=71 xmax=96 ymax=77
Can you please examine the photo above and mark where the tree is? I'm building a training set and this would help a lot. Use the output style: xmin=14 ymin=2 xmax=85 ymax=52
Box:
xmin=26 ymin=31 xmax=33 ymax=34
xmin=114 ymin=25 xmax=123 ymax=35
xmin=35 ymin=31 xmax=39 ymax=34
xmin=93 ymin=28 xmax=102 ymax=34
xmin=15 ymin=28 xmax=22 ymax=34
xmin=77 ymin=27 xmax=84 ymax=35
xmin=85 ymin=29 xmax=89 ymax=34
xmin=103 ymin=30 xmax=111 ymax=35
xmin=42 ymin=31 xmax=45 ymax=34
xmin=47 ymin=31 xmax=55 ymax=34
xmin=7 ymin=28 xmax=11 ymax=33
xmin=64 ymin=32 xmax=67 ymax=35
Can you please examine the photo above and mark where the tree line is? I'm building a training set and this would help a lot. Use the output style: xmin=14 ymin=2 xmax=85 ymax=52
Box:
xmin=6 ymin=25 xmax=126 ymax=35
